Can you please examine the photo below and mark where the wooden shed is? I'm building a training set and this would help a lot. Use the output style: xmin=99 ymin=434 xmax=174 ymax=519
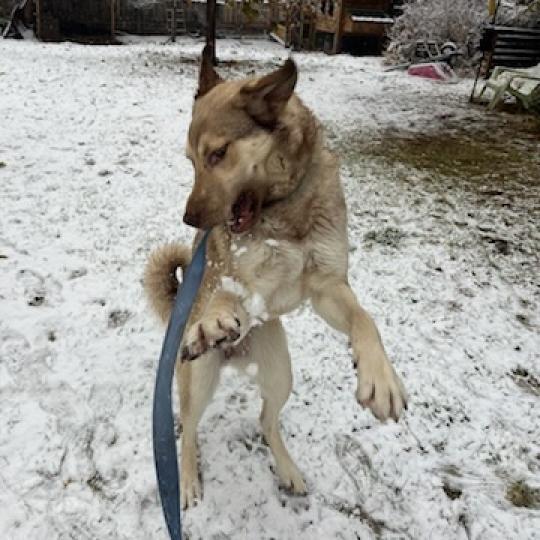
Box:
xmin=273 ymin=0 xmax=394 ymax=54
xmin=35 ymin=0 xmax=115 ymax=42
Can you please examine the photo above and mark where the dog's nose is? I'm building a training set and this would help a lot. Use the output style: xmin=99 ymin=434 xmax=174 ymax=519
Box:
xmin=183 ymin=210 xmax=201 ymax=228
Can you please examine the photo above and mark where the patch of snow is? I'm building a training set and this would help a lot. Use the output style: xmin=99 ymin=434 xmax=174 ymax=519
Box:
xmin=350 ymin=15 xmax=394 ymax=24
xmin=0 ymin=36 xmax=538 ymax=540
xmin=244 ymin=292 xmax=268 ymax=326
xmin=221 ymin=276 xmax=248 ymax=298
xmin=221 ymin=277 xmax=268 ymax=327
xmin=128 ymin=0 xmax=161 ymax=8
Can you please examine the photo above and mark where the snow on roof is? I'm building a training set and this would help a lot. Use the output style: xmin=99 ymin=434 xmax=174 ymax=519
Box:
xmin=350 ymin=15 xmax=394 ymax=24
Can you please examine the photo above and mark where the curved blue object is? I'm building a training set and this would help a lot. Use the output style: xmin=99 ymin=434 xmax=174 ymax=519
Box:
xmin=152 ymin=230 xmax=210 ymax=540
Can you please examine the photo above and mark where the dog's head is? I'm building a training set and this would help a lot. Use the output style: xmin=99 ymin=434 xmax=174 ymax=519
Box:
xmin=183 ymin=49 xmax=302 ymax=233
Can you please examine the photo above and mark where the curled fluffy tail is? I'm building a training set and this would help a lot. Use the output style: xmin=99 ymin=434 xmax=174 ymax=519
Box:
xmin=144 ymin=243 xmax=191 ymax=323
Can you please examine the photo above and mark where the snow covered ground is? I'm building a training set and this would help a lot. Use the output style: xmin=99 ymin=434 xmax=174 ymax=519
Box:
xmin=1 ymin=37 xmax=539 ymax=540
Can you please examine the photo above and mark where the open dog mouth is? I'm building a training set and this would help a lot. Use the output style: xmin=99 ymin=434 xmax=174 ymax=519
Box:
xmin=230 ymin=190 xmax=260 ymax=234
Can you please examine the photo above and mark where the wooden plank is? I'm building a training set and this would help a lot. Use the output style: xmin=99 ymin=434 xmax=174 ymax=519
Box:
xmin=343 ymin=19 xmax=387 ymax=35
xmin=496 ymin=35 xmax=540 ymax=44
xmin=35 ymin=0 xmax=41 ymax=39
xmin=493 ymin=48 xmax=540 ymax=56
xmin=315 ymin=17 xmax=337 ymax=33
xmin=489 ymin=25 xmax=540 ymax=35
xmin=493 ymin=54 xmax=540 ymax=62
xmin=111 ymin=0 xmax=115 ymax=35
xmin=332 ymin=0 xmax=344 ymax=54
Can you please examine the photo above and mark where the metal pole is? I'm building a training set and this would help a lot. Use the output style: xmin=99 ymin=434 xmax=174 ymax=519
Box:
xmin=206 ymin=0 xmax=217 ymax=64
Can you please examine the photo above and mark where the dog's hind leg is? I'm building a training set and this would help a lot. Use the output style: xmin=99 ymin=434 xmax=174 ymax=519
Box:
xmin=177 ymin=351 xmax=220 ymax=508
xmin=249 ymin=320 xmax=306 ymax=494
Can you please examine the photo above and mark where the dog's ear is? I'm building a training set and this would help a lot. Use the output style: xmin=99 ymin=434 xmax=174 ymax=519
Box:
xmin=240 ymin=58 xmax=297 ymax=128
xmin=196 ymin=45 xmax=223 ymax=99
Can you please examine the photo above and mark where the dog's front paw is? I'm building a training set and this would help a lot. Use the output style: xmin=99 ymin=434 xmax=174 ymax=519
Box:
xmin=181 ymin=313 xmax=243 ymax=362
xmin=356 ymin=352 xmax=408 ymax=422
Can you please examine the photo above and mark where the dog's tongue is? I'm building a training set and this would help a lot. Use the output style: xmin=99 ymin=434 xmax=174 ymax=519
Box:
xmin=231 ymin=191 xmax=257 ymax=234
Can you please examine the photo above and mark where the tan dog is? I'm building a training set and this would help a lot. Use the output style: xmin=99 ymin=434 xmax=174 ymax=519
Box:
xmin=145 ymin=50 xmax=407 ymax=509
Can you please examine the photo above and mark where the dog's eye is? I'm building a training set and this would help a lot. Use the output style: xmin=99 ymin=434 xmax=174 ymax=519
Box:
xmin=207 ymin=144 xmax=228 ymax=167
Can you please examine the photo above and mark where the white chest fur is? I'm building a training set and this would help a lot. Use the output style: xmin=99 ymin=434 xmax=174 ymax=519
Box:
xmin=230 ymin=236 xmax=307 ymax=318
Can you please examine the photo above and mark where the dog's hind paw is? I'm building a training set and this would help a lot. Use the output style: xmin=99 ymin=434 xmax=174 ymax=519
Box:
xmin=277 ymin=462 xmax=307 ymax=495
xmin=181 ymin=313 xmax=243 ymax=362
xmin=181 ymin=472 xmax=202 ymax=509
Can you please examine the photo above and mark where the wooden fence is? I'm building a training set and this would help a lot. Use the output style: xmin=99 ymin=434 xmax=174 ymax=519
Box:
xmin=115 ymin=0 xmax=167 ymax=34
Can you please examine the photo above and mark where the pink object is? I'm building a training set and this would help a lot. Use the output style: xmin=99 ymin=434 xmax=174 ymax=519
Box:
xmin=407 ymin=62 xmax=457 ymax=82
